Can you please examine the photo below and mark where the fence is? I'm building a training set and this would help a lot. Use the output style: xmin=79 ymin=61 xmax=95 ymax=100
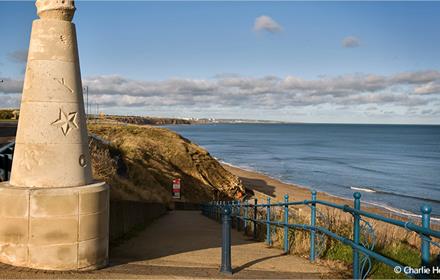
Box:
xmin=109 ymin=200 xmax=167 ymax=241
xmin=202 ymin=191 xmax=440 ymax=279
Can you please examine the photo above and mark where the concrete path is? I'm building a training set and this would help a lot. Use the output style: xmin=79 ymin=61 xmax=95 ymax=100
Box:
xmin=0 ymin=211 xmax=341 ymax=279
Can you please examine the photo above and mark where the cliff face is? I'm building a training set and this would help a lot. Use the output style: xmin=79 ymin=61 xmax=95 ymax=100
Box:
xmin=88 ymin=124 xmax=245 ymax=206
xmin=98 ymin=115 xmax=191 ymax=125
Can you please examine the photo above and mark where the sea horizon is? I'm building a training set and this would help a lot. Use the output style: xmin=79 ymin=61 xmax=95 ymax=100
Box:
xmin=187 ymin=120 xmax=440 ymax=126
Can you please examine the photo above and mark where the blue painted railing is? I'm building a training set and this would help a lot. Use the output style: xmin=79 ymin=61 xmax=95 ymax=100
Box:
xmin=202 ymin=191 xmax=440 ymax=279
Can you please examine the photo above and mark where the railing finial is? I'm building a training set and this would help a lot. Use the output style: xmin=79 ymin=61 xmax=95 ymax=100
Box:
xmin=420 ymin=204 xmax=432 ymax=214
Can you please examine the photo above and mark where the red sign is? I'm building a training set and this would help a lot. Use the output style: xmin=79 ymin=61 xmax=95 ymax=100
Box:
xmin=172 ymin=178 xmax=181 ymax=199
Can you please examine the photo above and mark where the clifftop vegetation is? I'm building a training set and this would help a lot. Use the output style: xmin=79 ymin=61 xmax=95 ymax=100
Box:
xmin=93 ymin=115 xmax=192 ymax=125
xmin=89 ymin=123 xmax=245 ymax=206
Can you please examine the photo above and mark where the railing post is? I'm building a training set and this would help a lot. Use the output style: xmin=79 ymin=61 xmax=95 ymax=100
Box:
xmin=310 ymin=190 xmax=317 ymax=262
xmin=212 ymin=202 xmax=215 ymax=219
xmin=353 ymin=192 xmax=361 ymax=280
xmin=233 ymin=201 xmax=237 ymax=229
xmin=284 ymin=194 xmax=289 ymax=253
xmin=244 ymin=200 xmax=248 ymax=234
xmin=229 ymin=201 xmax=234 ymax=229
xmin=218 ymin=202 xmax=222 ymax=221
xmin=220 ymin=205 xmax=232 ymax=275
xmin=420 ymin=205 xmax=432 ymax=267
xmin=266 ymin=197 xmax=272 ymax=246
xmin=253 ymin=198 xmax=258 ymax=240
xmin=214 ymin=202 xmax=217 ymax=219
xmin=211 ymin=202 xmax=214 ymax=219
xmin=237 ymin=201 xmax=241 ymax=232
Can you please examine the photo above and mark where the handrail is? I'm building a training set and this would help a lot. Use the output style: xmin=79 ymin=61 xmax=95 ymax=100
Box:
xmin=0 ymin=141 xmax=14 ymax=154
xmin=231 ymin=198 xmax=439 ymax=238
xmin=202 ymin=191 xmax=440 ymax=279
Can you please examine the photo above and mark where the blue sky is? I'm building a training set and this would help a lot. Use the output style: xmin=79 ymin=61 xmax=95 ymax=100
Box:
xmin=1 ymin=1 xmax=440 ymax=124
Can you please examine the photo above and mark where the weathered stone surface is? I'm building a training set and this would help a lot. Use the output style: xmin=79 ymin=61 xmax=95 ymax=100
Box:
xmin=30 ymin=217 xmax=78 ymax=245
xmin=1 ymin=0 xmax=109 ymax=271
xmin=27 ymin=19 xmax=79 ymax=62
xmin=0 ymin=217 xmax=28 ymax=244
xmin=10 ymin=0 xmax=91 ymax=188
xmin=11 ymin=143 xmax=92 ymax=188
xmin=0 ymin=187 xmax=29 ymax=218
xmin=0 ymin=244 xmax=28 ymax=267
xmin=78 ymin=237 xmax=108 ymax=269
xmin=28 ymin=243 xmax=78 ymax=270
xmin=80 ymin=185 xmax=109 ymax=214
xmin=0 ymin=182 xmax=109 ymax=270
xmin=30 ymin=190 xmax=78 ymax=217
xmin=36 ymin=0 xmax=75 ymax=21
xmin=79 ymin=211 xmax=109 ymax=241
xmin=22 ymin=60 xmax=82 ymax=103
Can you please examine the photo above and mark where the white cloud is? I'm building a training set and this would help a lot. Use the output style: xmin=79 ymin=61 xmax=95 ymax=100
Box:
xmin=342 ymin=36 xmax=360 ymax=48
xmin=254 ymin=15 xmax=282 ymax=33
xmin=414 ymin=81 xmax=440 ymax=95
xmin=0 ymin=78 xmax=23 ymax=93
xmin=2 ymin=70 xmax=439 ymax=117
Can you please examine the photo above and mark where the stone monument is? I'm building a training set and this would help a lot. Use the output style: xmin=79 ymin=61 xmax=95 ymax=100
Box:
xmin=0 ymin=0 xmax=109 ymax=270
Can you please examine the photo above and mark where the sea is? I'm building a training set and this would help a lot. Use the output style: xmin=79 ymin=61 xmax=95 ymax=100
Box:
xmin=164 ymin=123 xmax=440 ymax=219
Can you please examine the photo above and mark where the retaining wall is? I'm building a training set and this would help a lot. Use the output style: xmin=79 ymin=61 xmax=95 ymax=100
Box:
xmin=109 ymin=200 xmax=167 ymax=241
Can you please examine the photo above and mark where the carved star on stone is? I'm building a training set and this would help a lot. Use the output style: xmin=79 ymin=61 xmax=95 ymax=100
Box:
xmin=51 ymin=109 xmax=78 ymax=136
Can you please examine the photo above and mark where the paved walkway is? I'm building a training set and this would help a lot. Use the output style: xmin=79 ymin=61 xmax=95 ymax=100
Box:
xmin=0 ymin=211 xmax=341 ymax=279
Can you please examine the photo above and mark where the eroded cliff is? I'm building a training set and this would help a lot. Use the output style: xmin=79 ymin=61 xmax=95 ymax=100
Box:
xmin=89 ymin=123 xmax=245 ymax=206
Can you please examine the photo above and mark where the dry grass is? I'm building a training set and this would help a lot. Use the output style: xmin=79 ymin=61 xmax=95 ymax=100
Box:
xmin=88 ymin=123 xmax=245 ymax=205
xmin=89 ymin=134 xmax=171 ymax=203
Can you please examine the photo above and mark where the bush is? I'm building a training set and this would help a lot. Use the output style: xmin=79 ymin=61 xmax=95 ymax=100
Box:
xmin=0 ymin=110 xmax=13 ymax=119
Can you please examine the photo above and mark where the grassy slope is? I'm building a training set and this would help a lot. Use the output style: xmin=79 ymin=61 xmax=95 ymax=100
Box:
xmin=89 ymin=123 xmax=245 ymax=206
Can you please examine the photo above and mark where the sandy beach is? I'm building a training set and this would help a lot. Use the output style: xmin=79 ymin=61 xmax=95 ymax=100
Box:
xmin=224 ymin=163 xmax=375 ymax=208
xmin=222 ymin=162 xmax=436 ymax=223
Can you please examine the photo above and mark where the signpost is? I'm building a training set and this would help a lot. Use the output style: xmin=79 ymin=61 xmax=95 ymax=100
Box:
xmin=172 ymin=178 xmax=181 ymax=199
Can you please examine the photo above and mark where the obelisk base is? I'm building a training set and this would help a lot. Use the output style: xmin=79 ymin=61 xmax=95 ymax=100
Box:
xmin=0 ymin=182 xmax=109 ymax=270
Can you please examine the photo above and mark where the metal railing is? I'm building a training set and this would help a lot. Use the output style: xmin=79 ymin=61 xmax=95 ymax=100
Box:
xmin=202 ymin=191 xmax=440 ymax=279
xmin=0 ymin=142 xmax=14 ymax=181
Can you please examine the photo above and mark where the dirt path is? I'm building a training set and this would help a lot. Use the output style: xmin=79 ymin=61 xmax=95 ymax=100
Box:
xmin=0 ymin=211 xmax=341 ymax=279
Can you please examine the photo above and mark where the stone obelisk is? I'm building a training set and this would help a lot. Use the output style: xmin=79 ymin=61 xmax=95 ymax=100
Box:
xmin=0 ymin=0 xmax=109 ymax=270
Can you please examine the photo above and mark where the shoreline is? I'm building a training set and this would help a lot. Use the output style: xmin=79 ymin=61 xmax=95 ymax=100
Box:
xmin=222 ymin=162 xmax=440 ymax=223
